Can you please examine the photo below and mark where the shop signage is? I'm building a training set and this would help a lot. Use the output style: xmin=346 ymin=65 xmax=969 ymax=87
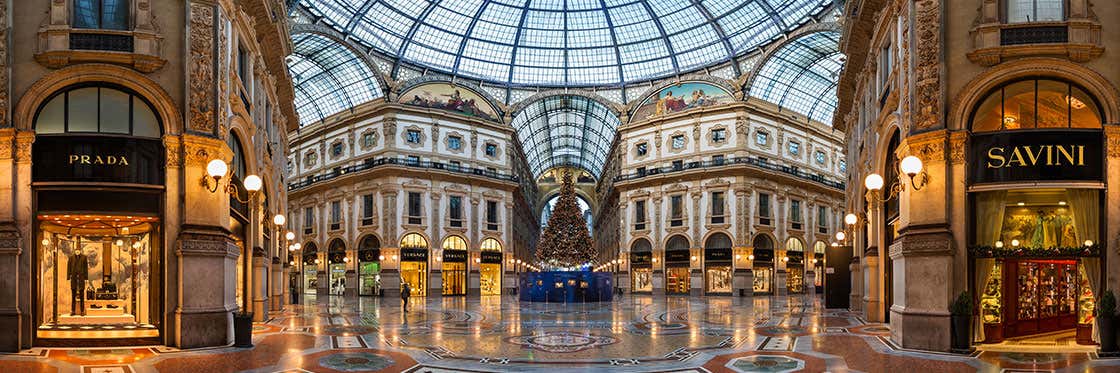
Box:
xmin=787 ymin=251 xmax=804 ymax=264
xmin=630 ymin=251 xmax=652 ymax=266
xmin=665 ymin=249 xmax=690 ymax=264
xmin=443 ymin=249 xmax=468 ymax=262
xmin=481 ymin=251 xmax=503 ymax=264
xmin=752 ymin=248 xmax=774 ymax=262
xmin=970 ymin=131 xmax=1102 ymax=184
xmin=704 ymin=248 xmax=732 ymax=262
xmin=401 ymin=248 xmax=428 ymax=262
xmin=359 ymin=249 xmax=380 ymax=262
xmin=33 ymin=135 xmax=165 ymax=185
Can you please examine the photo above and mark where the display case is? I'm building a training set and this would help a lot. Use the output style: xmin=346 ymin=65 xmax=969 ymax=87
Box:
xmin=1077 ymin=263 xmax=1096 ymax=344
xmin=631 ymin=268 xmax=653 ymax=293
xmin=1006 ymin=259 xmax=1079 ymax=338
xmin=787 ymin=267 xmax=804 ymax=294
xmin=753 ymin=266 xmax=772 ymax=294
xmin=980 ymin=261 xmax=1003 ymax=342
xmin=666 ymin=267 xmax=690 ymax=294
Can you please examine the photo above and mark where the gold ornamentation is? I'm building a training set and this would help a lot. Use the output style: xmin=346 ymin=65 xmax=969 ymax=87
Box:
xmin=950 ymin=132 xmax=967 ymax=164
xmin=188 ymin=3 xmax=216 ymax=134
xmin=913 ymin=0 xmax=943 ymax=131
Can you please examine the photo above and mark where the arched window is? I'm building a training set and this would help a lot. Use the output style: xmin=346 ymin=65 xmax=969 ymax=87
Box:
xmin=227 ymin=133 xmax=248 ymax=181
xmin=328 ymin=238 xmax=346 ymax=263
xmin=303 ymin=242 xmax=319 ymax=264
xmin=73 ymin=0 xmax=130 ymax=30
xmin=666 ymin=235 xmax=690 ymax=251
xmin=971 ymin=78 xmax=1101 ymax=132
xmin=786 ymin=237 xmax=805 ymax=252
xmin=813 ymin=241 xmax=827 ymax=254
xmin=35 ymin=85 xmax=160 ymax=137
xmin=442 ymin=236 xmax=467 ymax=251
xmin=359 ymin=235 xmax=380 ymax=251
xmin=400 ymin=233 xmax=428 ymax=249
xmin=1005 ymin=0 xmax=1064 ymax=23
xmin=481 ymin=238 xmax=502 ymax=251
xmin=705 ymin=233 xmax=732 ymax=250
xmin=752 ymin=235 xmax=774 ymax=251
xmin=631 ymin=238 xmax=652 ymax=252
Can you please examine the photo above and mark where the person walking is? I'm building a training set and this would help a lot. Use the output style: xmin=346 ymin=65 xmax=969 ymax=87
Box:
xmin=400 ymin=282 xmax=411 ymax=311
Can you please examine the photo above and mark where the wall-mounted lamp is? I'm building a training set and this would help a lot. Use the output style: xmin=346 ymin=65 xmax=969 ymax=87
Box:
xmin=835 ymin=231 xmax=846 ymax=241
xmin=285 ymin=231 xmax=296 ymax=241
xmin=292 ymin=243 xmax=301 ymax=251
xmin=203 ymin=159 xmax=262 ymax=203
xmin=748 ymin=254 xmax=755 ymax=261
xmin=378 ymin=255 xmax=385 ymax=261
xmin=392 ymin=255 xmax=398 ymax=261
xmin=844 ymin=213 xmax=859 ymax=226
xmin=782 ymin=256 xmax=789 ymax=262
xmin=865 ymin=155 xmax=929 ymax=203
xmin=735 ymin=254 xmax=742 ymax=260
xmin=343 ymin=257 xmax=350 ymax=263
xmin=314 ymin=258 xmax=321 ymax=264
xmin=273 ymin=214 xmax=286 ymax=226
xmin=690 ymin=255 xmax=698 ymax=261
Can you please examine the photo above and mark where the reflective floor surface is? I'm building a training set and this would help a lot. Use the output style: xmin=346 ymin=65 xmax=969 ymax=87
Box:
xmin=4 ymin=294 xmax=1120 ymax=372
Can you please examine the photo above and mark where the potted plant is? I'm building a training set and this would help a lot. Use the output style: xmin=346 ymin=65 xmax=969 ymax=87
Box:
xmin=1099 ymin=290 xmax=1117 ymax=353
xmin=949 ymin=291 xmax=971 ymax=352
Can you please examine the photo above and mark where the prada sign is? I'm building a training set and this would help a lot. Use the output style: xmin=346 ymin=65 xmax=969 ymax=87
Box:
xmin=970 ymin=130 xmax=1102 ymax=184
xmin=33 ymin=135 xmax=164 ymax=185
xmin=704 ymin=248 xmax=732 ymax=262
xmin=665 ymin=249 xmax=690 ymax=264
xmin=630 ymin=251 xmax=652 ymax=266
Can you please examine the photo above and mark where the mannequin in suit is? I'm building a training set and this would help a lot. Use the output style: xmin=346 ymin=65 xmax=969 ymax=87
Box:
xmin=67 ymin=249 xmax=89 ymax=316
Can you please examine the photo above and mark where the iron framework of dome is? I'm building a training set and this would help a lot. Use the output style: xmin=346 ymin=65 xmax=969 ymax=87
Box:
xmin=511 ymin=95 xmax=620 ymax=179
xmin=298 ymin=0 xmax=832 ymax=87
xmin=288 ymin=32 xmax=385 ymax=126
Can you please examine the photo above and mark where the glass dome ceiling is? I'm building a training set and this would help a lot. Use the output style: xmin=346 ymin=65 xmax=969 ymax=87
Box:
xmin=511 ymin=95 xmax=621 ymax=178
xmin=289 ymin=33 xmax=384 ymax=125
xmin=299 ymin=0 xmax=832 ymax=86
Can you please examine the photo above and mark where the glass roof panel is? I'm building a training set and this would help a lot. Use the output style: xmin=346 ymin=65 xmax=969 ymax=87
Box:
xmin=511 ymin=95 xmax=621 ymax=178
xmin=299 ymin=0 xmax=830 ymax=86
xmin=749 ymin=30 xmax=842 ymax=125
xmin=288 ymin=33 xmax=384 ymax=126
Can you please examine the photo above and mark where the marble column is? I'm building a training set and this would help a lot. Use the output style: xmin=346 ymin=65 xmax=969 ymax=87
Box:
xmin=252 ymin=249 xmax=268 ymax=321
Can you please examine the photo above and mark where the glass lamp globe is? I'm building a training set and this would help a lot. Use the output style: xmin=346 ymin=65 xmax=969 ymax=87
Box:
xmin=243 ymin=175 xmax=263 ymax=192
xmin=900 ymin=156 xmax=923 ymax=176
xmin=844 ymin=213 xmax=858 ymax=225
xmin=285 ymin=231 xmax=296 ymax=241
xmin=835 ymin=231 xmax=846 ymax=241
xmin=1085 ymin=240 xmax=1094 ymax=247
xmin=206 ymin=159 xmax=228 ymax=179
xmin=864 ymin=173 xmax=885 ymax=191
xmin=273 ymin=214 xmax=286 ymax=226
xmin=293 ymin=243 xmax=301 ymax=250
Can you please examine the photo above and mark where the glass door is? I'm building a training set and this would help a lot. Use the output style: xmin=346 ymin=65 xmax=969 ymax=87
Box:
xmin=666 ymin=267 xmax=690 ymax=294
xmin=359 ymin=261 xmax=380 ymax=296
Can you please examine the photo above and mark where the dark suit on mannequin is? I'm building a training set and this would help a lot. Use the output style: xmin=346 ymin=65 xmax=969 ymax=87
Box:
xmin=67 ymin=251 xmax=88 ymax=315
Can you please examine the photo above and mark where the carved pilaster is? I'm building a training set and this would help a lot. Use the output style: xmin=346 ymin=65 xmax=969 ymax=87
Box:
xmin=188 ymin=2 xmax=218 ymax=135
xmin=0 ymin=0 xmax=7 ymax=128
xmin=913 ymin=0 xmax=943 ymax=132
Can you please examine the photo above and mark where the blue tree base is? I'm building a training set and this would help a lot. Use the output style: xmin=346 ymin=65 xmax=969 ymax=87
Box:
xmin=519 ymin=271 xmax=613 ymax=303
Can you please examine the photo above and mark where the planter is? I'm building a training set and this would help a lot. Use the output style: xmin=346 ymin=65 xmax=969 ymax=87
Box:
xmin=233 ymin=312 xmax=254 ymax=348
xmin=950 ymin=314 xmax=971 ymax=351
xmin=1101 ymin=315 xmax=1117 ymax=352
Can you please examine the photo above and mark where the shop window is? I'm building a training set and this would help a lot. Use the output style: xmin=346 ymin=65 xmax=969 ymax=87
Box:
xmin=669 ymin=194 xmax=684 ymax=227
xmin=449 ymin=196 xmax=463 ymax=228
xmin=633 ymin=200 xmax=647 ymax=230
xmin=407 ymin=192 xmax=422 ymax=225
xmin=399 ymin=233 xmax=428 ymax=297
xmin=361 ymin=194 xmax=374 ymax=226
xmin=73 ymin=0 xmax=130 ymax=30
xmin=441 ymin=236 xmax=468 ymax=296
xmin=480 ymin=238 xmax=502 ymax=296
xmin=485 ymin=200 xmax=499 ymax=231
xmin=1005 ymin=0 xmax=1064 ymax=23
xmin=710 ymin=191 xmax=726 ymax=224
xmin=34 ymin=85 xmax=161 ymax=137
xmin=971 ymin=79 xmax=1102 ymax=132
xmin=973 ymin=188 xmax=1097 ymax=249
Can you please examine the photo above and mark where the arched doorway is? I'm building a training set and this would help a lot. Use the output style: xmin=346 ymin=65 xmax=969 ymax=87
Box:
xmin=882 ymin=130 xmax=900 ymax=322
xmin=629 ymin=238 xmax=653 ymax=293
xmin=785 ymin=237 xmax=805 ymax=294
xmin=441 ymin=236 xmax=468 ymax=296
xmin=704 ymin=233 xmax=733 ymax=295
xmin=32 ymin=84 xmax=165 ymax=343
xmin=479 ymin=238 xmax=503 ymax=296
xmin=357 ymin=235 xmax=381 ymax=296
xmin=302 ymin=242 xmax=319 ymax=295
xmin=751 ymin=234 xmax=775 ymax=294
xmin=664 ymin=235 xmax=691 ymax=295
xmin=327 ymin=238 xmax=347 ymax=296
xmin=967 ymin=78 xmax=1103 ymax=344
xmin=399 ymin=233 xmax=429 ymax=297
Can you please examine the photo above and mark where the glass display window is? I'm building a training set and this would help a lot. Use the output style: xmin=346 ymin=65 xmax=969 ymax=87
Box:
xmin=442 ymin=261 xmax=467 ymax=295
xmin=705 ymin=266 xmax=731 ymax=294
xmin=359 ymin=261 xmax=380 ymax=296
xmin=329 ymin=263 xmax=346 ymax=295
xmin=666 ymin=267 xmax=690 ymax=294
xmin=788 ymin=266 xmax=804 ymax=294
xmin=400 ymin=261 xmax=428 ymax=296
xmin=980 ymin=261 xmax=1003 ymax=324
xmin=631 ymin=268 xmax=653 ymax=293
xmin=973 ymin=189 xmax=1098 ymax=249
xmin=37 ymin=214 xmax=158 ymax=338
xmin=304 ymin=264 xmax=318 ymax=294
xmin=480 ymin=263 xmax=501 ymax=295
xmin=753 ymin=266 xmax=773 ymax=293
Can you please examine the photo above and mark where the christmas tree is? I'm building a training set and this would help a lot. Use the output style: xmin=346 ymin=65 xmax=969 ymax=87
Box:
xmin=535 ymin=171 xmax=596 ymax=269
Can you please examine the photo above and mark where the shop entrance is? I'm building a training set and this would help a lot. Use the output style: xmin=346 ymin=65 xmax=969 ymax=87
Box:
xmin=357 ymin=235 xmax=381 ymax=296
xmin=400 ymin=233 xmax=429 ymax=296
xmin=480 ymin=239 xmax=504 ymax=296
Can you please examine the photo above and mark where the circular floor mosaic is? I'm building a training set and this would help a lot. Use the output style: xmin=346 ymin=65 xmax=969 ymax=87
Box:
xmin=505 ymin=331 xmax=619 ymax=353
xmin=729 ymin=355 xmax=805 ymax=372
xmin=317 ymin=351 xmax=395 ymax=371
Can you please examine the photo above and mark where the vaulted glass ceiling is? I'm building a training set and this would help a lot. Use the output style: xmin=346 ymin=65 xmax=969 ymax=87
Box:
xmin=749 ymin=30 xmax=842 ymax=124
xmin=289 ymin=33 xmax=384 ymax=126
xmin=511 ymin=95 xmax=621 ymax=178
xmin=299 ymin=0 xmax=831 ymax=87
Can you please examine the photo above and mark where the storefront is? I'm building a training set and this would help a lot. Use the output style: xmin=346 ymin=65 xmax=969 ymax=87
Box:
xmin=664 ymin=235 xmax=691 ymax=295
xmin=785 ymin=238 xmax=805 ymax=294
xmin=327 ymin=238 xmax=347 ymax=296
xmin=704 ymin=233 xmax=733 ymax=295
xmin=32 ymin=85 xmax=165 ymax=344
xmin=630 ymin=238 xmax=653 ymax=293
xmin=813 ymin=242 xmax=826 ymax=293
xmin=357 ymin=235 xmax=381 ymax=296
xmin=479 ymin=238 xmax=502 ymax=296
xmin=441 ymin=236 xmax=468 ymax=296
xmin=400 ymin=233 xmax=428 ymax=296
xmin=967 ymin=78 xmax=1103 ymax=345
xmin=752 ymin=235 xmax=775 ymax=294
xmin=302 ymin=243 xmax=319 ymax=295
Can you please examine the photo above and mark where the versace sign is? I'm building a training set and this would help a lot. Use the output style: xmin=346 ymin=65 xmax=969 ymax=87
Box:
xmin=401 ymin=248 xmax=428 ymax=262
xmin=970 ymin=130 xmax=1102 ymax=184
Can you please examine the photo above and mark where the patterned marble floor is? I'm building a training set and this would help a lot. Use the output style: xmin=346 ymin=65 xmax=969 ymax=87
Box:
xmin=4 ymin=294 xmax=1120 ymax=372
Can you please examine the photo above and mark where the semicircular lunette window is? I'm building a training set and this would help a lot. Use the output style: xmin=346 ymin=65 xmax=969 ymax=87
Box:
xmin=749 ymin=30 xmax=842 ymax=125
xmin=970 ymin=79 xmax=1102 ymax=133
xmin=288 ymin=32 xmax=384 ymax=126
xmin=298 ymin=0 xmax=831 ymax=86
xmin=34 ymin=85 xmax=162 ymax=137
xmin=511 ymin=95 xmax=621 ymax=179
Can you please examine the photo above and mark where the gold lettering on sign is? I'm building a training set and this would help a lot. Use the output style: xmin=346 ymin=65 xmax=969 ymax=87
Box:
xmin=986 ymin=145 xmax=1084 ymax=168
xmin=68 ymin=154 xmax=130 ymax=166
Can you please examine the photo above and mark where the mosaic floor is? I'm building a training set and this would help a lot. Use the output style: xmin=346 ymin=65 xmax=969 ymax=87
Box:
xmin=4 ymin=294 xmax=1120 ymax=372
